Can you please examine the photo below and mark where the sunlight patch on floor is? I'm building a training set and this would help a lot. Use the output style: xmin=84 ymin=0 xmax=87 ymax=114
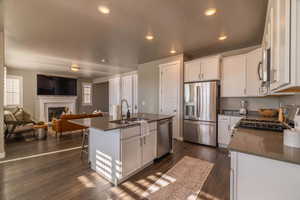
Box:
xmin=77 ymin=175 xmax=96 ymax=188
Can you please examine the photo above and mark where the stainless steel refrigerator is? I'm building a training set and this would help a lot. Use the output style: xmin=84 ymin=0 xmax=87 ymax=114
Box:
xmin=183 ymin=81 xmax=219 ymax=147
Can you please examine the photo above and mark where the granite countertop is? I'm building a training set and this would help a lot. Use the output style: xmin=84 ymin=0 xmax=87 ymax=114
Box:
xmin=228 ymin=128 xmax=300 ymax=165
xmin=70 ymin=113 xmax=173 ymax=131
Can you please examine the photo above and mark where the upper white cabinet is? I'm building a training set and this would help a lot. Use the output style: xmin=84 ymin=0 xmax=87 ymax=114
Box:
xmin=221 ymin=48 xmax=263 ymax=97
xmin=221 ymin=55 xmax=246 ymax=97
xmin=184 ymin=56 xmax=220 ymax=82
xmin=263 ymin=0 xmax=300 ymax=92
xmin=246 ymin=48 xmax=263 ymax=96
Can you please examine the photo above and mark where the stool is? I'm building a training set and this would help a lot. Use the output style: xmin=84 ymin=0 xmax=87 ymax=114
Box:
xmin=81 ymin=129 xmax=89 ymax=158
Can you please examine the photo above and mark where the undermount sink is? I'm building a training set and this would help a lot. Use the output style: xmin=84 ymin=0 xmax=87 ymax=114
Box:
xmin=110 ymin=117 xmax=149 ymax=125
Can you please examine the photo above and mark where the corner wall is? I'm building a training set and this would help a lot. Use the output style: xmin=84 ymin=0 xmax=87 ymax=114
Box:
xmin=137 ymin=54 xmax=184 ymax=138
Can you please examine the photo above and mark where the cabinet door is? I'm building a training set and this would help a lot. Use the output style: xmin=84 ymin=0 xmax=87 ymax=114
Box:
xmin=121 ymin=136 xmax=142 ymax=177
xmin=109 ymin=77 xmax=120 ymax=115
xmin=221 ymin=55 xmax=246 ymax=97
xmin=270 ymin=0 xmax=290 ymax=90
xmin=201 ymin=57 xmax=220 ymax=81
xmin=121 ymin=75 xmax=133 ymax=113
xmin=246 ymin=48 xmax=263 ymax=96
xmin=142 ymin=131 xmax=157 ymax=165
xmin=218 ymin=116 xmax=230 ymax=146
xmin=184 ymin=60 xmax=201 ymax=82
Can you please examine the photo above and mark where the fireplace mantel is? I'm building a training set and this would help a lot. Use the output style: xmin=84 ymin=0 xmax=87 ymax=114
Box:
xmin=36 ymin=96 xmax=77 ymax=122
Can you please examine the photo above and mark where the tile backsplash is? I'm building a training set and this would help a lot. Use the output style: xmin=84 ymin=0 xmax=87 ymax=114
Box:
xmin=220 ymin=97 xmax=280 ymax=111
xmin=221 ymin=94 xmax=300 ymax=111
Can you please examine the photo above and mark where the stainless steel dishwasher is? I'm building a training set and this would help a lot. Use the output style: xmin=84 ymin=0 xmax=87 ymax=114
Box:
xmin=157 ymin=118 xmax=173 ymax=159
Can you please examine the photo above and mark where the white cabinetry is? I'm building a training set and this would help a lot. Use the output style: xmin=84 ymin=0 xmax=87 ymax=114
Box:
xmin=121 ymin=122 xmax=157 ymax=178
xmin=142 ymin=128 xmax=157 ymax=165
xmin=230 ymin=151 xmax=300 ymax=200
xmin=263 ymin=0 xmax=300 ymax=92
xmin=184 ymin=56 xmax=220 ymax=82
xmin=246 ymin=48 xmax=263 ymax=96
xmin=218 ymin=115 xmax=242 ymax=147
xmin=122 ymin=136 xmax=142 ymax=176
xmin=221 ymin=55 xmax=246 ymax=97
xmin=221 ymin=48 xmax=263 ymax=97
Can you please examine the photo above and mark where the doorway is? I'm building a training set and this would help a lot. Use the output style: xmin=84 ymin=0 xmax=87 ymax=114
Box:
xmin=159 ymin=61 xmax=181 ymax=140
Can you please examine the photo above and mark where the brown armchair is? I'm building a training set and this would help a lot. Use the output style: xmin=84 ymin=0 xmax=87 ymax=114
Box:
xmin=52 ymin=113 xmax=103 ymax=137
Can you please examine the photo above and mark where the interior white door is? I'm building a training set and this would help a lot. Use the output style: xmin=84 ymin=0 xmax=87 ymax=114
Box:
xmin=159 ymin=61 xmax=180 ymax=139
xmin=121 ymin=75 xmax=133 ymax=113
xmin=109 ymin=77 xmax=120 ymax=115
xmin=221 ymin=55 xmax=246 ymax=97
xmin=246 ymin=48 xmax=263 ymax=96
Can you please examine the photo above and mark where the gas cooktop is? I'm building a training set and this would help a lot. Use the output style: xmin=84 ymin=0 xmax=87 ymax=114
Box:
xmin=238 ymin=118 xmax=287 ymax=132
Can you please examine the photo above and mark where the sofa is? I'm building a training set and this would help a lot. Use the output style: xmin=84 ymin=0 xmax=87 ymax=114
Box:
xmin=51 ymin=113 xmax=103 ymax=137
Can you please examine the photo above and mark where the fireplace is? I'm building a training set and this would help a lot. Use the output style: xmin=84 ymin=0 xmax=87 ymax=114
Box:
xmin=48 ymin=107 xmax=65 ymax=122
xmin=36 ymin=96 xmax=77 ymax=122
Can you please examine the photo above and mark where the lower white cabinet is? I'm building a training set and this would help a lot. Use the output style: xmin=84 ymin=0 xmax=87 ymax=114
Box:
xmin=121 ymin=123 xmax=157 ymax=178
xmin=142 ymin=131 xmax=157 ymax=165
xmin=230 ymin=151 xmax=300 ymax=200
xmin=218 ymin=115 xmax=242 ymax=147
xmin=121 ymin=136 xmax=142 ymax=176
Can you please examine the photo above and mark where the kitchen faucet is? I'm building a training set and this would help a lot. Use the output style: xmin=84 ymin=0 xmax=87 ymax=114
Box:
xmin=120 ymin=99 xmax=130 ymax=121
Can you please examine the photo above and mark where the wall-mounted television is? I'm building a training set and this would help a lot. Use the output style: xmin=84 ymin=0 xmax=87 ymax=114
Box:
xmin=37 ymin=75 xmax=77 ymax=96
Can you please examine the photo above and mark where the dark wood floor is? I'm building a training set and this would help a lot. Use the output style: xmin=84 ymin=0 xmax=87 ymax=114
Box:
xmin=0 ymin=141 xmax=230 ymax=200
xmin=1 ymin=131 xmax=83 ymax=161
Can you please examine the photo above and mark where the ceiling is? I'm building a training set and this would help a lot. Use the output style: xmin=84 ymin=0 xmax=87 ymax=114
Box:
xmin=4 ymin=0 xmax=268 ymax=78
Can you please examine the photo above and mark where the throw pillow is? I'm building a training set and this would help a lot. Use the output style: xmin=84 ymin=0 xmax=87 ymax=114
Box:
xmin=4 ymin=110 xmax=17 ymax=122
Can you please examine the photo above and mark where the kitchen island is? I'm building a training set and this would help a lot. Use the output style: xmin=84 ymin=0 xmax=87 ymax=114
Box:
xmin=228 ymin=127 xmax=300 ymax=200
xmin=71 ymin=113 xmax=173 ymax=185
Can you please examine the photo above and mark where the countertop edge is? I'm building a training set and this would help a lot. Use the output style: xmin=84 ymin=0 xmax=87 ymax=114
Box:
xmin=228 ymin=147 xmax=300 ymax=166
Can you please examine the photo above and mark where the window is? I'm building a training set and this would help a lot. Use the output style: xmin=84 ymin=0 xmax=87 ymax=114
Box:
xmin=5 ymin=75 xmax=23 ymax=106
xmin=82 ymin=83 xmax=92 ymax=105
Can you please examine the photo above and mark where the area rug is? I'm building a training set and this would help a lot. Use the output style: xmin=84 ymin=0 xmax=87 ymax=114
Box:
xmin=142 ymin=156 xmax=214 ymax=200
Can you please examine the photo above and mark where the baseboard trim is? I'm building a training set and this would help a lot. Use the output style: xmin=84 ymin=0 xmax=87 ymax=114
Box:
xmin=0 ymin=146 xmax=81 ymax=164
xmin=0 ymin=152 xmax=6 ymax=159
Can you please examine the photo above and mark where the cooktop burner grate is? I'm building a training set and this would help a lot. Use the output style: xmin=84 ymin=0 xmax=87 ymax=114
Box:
xmin=238 ymin=119 xmax=286 ymax=132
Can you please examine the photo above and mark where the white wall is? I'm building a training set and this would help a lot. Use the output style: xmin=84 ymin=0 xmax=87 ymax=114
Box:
xmin=0 ymin=32 xmax=5 ymax=157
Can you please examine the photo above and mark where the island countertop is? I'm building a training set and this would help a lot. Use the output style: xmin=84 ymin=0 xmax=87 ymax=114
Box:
xmin=70 ymin=113 xmax=173 ymax=131
xmin=228 ymin=127 xmax=300 ymax=165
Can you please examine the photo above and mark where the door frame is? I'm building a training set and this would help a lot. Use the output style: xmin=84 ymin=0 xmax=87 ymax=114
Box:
xmin=158 ymin=60 xmax=181 ymax=140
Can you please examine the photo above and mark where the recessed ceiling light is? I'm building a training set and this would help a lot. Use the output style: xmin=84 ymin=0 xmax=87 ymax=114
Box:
xmin=170 ymin=49 xmax=176 ymax=54
xmin=101 ymin=59 xmax=106 ymax=63
xmin=205 ymin=8 xmax=217 ymax=16
xmin=218 ymin=35 xmax=227 ymax=41
xmin=98 ymin=6 xmax=110 ymax=14
xmin=145 ymin=35 xmax=154 ymax=40
xmin=71 ymin=64 xmax=80 ymax=72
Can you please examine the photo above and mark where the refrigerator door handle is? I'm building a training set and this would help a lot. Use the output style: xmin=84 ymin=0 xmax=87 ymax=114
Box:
xmin=196 ymin=86 xmax=200 ymax=118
